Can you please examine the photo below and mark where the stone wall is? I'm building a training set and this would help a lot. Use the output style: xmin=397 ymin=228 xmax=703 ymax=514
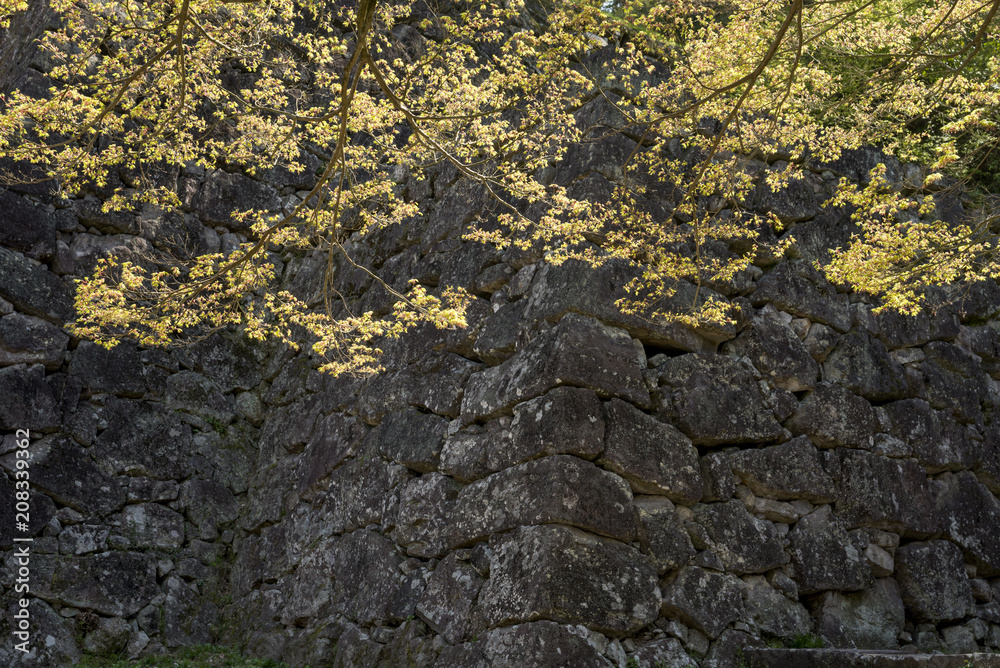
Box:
xmin=3 ymin=64 xmax=1000 ymax=667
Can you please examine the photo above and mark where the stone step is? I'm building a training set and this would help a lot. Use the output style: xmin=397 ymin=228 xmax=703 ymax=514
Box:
xmin=741 ymin=648 xmax=1000 ymax=667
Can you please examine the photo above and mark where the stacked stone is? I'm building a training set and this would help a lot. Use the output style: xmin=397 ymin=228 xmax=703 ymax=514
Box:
xmin=2 ymin=80 xmax=1000 ymax=668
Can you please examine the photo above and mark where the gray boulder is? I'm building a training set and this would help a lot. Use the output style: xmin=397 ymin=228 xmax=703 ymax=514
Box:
xmin=660 ymin=566 xmax=747 ymax=639
xmin=823 ymin=330 xmax=909 ymax=402
xmin=599 ymin=398 xmax=703 ymax=502
xmin=785 ymin=383 xmax=876 ymax=450
xmin=836 ymin=450 xmax=940 ymax=535
xmin=634 ymin=496 xmax=696 ymax=574
xmin=481 ymin=524 xmax=659 ymax=637
xmin=0 ymin=313 xmax=68 ymax=368
xmin=816 ymin=577 xmax=905 ymax=649
xmin=788 ymin=506 xmax=873 ymax=594
xmin=450 ymin=455 xmax=636 ymax=547
xmin=751 ymin=261 xmax=851 ymax=333
xmin=894 ymin=540 xmax=975 ymax=623
xmin=461 ymin=314 xmax=649 ymax=424
xmin=727 ymin=435 xmax=836 ymax=502
xmin=488 ymin=386 xmax=606 ymax=473
xmin=652 ymin=354 xmax=783 ymax=445
xmin=196 ymin=170 xmax=281 ymax=228
xmin=0 ymin=246 xmax=74 ymax=322
xmin=415 ymin=553 xmax=485 ymax=644
xmin=722 ymin=314 xmax=818 ymax=391
xmin=692 ymin=500 xmax=788 ymax=574
xmin=742 ymin=575 xmax=811 ymax=639
xmin=0 ymin=363 xmax=60 ymax=431
xmin=32 ymin=551 xmax=158 ymax=616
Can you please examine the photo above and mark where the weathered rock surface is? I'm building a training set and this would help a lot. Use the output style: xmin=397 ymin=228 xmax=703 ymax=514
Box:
xmin=660 ymin=566 xmax=747 ymax=639
xmin=816 ymin=578 xmax=906 ymax=649
xmin=634 ymin=496 xmax=697 ymax=574
xmin=742 ymin=575 xmax=811 ymax=639
xmin=751 ymin=261 xmax=851 ymax=332
xmin=599 ymin=398 xmax=703 ymax=502
xmin=785 ymin=383 xmax=876 ymax=450
xmin=415 ymin=553 xmax=485 ymax=644
xmin=31 ymin=551 xmax=158 ymax=617
xmin=723 ymin=314 xmax=818 ymax=391
xmin=692 ymin=500 xmax=788 ymax=574
xmin=0 ymin=246 xmax=74 ymax=322
xmin=481 ymin=524 xmax=659 ymax=637
xmin=0 ymin=313 xmax=68 ymax=368
xmin=934 ymin=471 xmax=1000 ymax=576
xmin=461 ymin=314 xmax=650 ymax=423
xmin=0 ymin=363 xmax=60 ymax=430
xmin=728 ymin=435 xmax=836 ymax=502
xmin=652 ymin=353 xmax=783 ymax=445
xmin=488 ymin=386 xmax=606 ymax=472
xmin=1 ymin=435 xmax=124 ymax=516
xmin=451 ymin=455 xmax=635 ymax=546
xmin=393 ymin=473 xmax=461 ymax=558
xmin=836 ymin=450 xmax=940 ymax=535
xmin=894 ymin=541 xmax=976 ymax=623
xmin=823 ymin=330 xmax=909 ymax=402
xmin=788 ymin=506 xmax=873 ymax=594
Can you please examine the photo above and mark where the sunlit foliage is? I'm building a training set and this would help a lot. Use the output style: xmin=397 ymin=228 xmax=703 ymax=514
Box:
xmin=1 ymin=0 xmax=998 ymax=371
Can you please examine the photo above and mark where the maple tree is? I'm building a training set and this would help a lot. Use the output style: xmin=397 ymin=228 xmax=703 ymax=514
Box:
xmin=0 ymin=0 xmax=998 ymax=373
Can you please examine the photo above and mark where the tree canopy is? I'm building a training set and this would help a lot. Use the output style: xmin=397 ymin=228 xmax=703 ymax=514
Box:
xmin=1 ymin=0 xmax=998 ymax=373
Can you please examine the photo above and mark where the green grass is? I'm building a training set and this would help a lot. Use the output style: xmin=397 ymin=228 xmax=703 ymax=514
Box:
xmin=78 ymin=645 xmax=291 ymax=668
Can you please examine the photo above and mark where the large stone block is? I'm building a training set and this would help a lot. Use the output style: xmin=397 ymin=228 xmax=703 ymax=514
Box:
xmin=751 ymin=261 xmax=851 ymax=333
xmin=296 ymin=412 xmax=367 ymax=498
xmin=369 ymin=408 xmax=447 ymax=473
xmin=0 ymin=186 xmax=56 ymax=258
xmin=415 ymin=553 xmax=485 ymax=644
xmin=634 ymin=496 xmax=696 ymax=574
xmin=523 ymin=258 xmax=723 ymax=351
xmin=660 ymin=566 xmax=747 ymax=639
xmin=728 ymin=435 xmax=836 ymax=502
xmin=881 ymin=399 xmax=973 ymax=472
xmin=816 ymin=578 xmax=905 ymax=649
xmin=393 ymin=473 xmax=461 ymax=558
xmin=894 ymin=540 xmax=975 ymax=623
xmin=332 ymin=530 xmax=403 ymax=625
xmin=785 ymin=383 xmax=876 ymax=450
xmin=68 ymin=341 xmax=146 ymax=397
xmin=788 ymin=506 xmax=873 ymax=594
xmin=196 ymin=170 xmax=281 ymax=228
xmin=742 ymin=575 xmax=811 ymax=639
xmin=179 ymin=479 xmax=239 ymax=541
xmin=481 ymin=524 xmax=659 ymax=637
xmin=1 ymin=434 xmax=125 ymax=516
xmin=599 ymin=398 xmax=703 ymax=502
xmin=935 ymin=471 xmax=1000 ymax=576
xmin=114 ymin=502 xmax=185 ymax=549
xmin=461 ymin=314 xmax=650 ymax=424
xmin=652 ymin=353 xmax=783 ymax=445
xmin=180 ymin=332 xmax=262 ymax=392
xmin=692 ymin=500 xmax=788 ymax=574
xmin=487 ymin=386 xmax=606 ymax=473
xmin=481 ymin=621 xmax=614 ymax=668
xmin=92 ymin=397 xmax=194 ymax=480
xmin=723 ymin=314 xmax=818 ymax=391
xmin=450 ymin=455 xmax=636 ymax=546
xmin=165 ymin=370 xmax=234 ymax=426
xmin=918 ymin=342 xmax=988 ymax=425
xmin=823 ymin=330 xmax=909 ymax=402
xmin=836 ymin=450 xmax=940 ymax=535
xmin=0 ymin=246 xmax=74 ymax=322
xmin=0 ymin=363 xmax=60 ymax=431
xmin=359 ymin=351 xmax=479 ymax=423
xmin=30 ymin=551 xmax=158 ymax=617
xmin=0 ymin=313 xmax=68 ymax=368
